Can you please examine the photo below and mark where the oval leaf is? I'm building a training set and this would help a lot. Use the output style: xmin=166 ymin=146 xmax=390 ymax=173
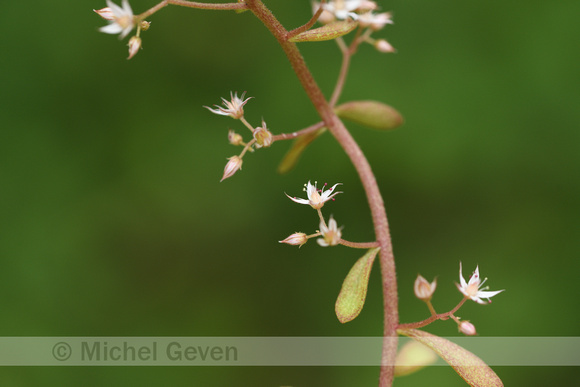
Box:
xmin=335 ymin=100 xmax=404 ymax=130
xmin=394 ymin=340 xmax=438 ymax=377
xmin=397 ymin=328 xmax=504 ymax=387
xmin=277 ymin=127 xmax=326 ymax=174
xmin=335 ymin=247 xmax=380 ymax=323
xmin=289 ymin=21 xmax=358 ymax=43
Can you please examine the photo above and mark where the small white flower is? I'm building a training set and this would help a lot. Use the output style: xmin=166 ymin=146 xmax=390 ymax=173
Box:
xmin=414 ymin=275 xmax=437 ymax=301
xmin=456 ymin=262 xmax=504 ymax=304
xmin=322 ymin=0 xmax=362 ymax=20
xmin=205 ymin=92 xmax=252 ymax=120
xmin=358 ymin=11 xmax=393 ymax=30
xmin=98 ymin=0 xmax=135 ymax=39
xmin=317 ymin=216 xmax=342 ymax=247
xmin=253 ymin=120 xmax=273 ymax=148
xmin=286 ymin=181 xmax=342 ymax=210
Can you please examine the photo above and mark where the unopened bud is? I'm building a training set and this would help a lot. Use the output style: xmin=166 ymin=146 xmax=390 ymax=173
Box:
xmin=228 ymin=130 xmax=244 ymax=146
xmin=279 ymin=232 xmax=308 ymax=247
xmin=414 ymin=275 xmax=437 ymax=301
xmin=313 ymin=2 xmax=336 ymax=24
xmin=221 ymin=155 xmax=243 ymax=182
xmin=94 ymin=7 xmax=115 ymax=21
xmin=458 ymin=321 xmax=477 ymax=336
xmin=127 ymin=36 xmax=142 ymax=60
xmin=140 ymin=21 xmax=151 ymax=31
xmin=375 ymin=39 xmax=396 ymax=53
xmin=253 ymin=121 xmax=273 ymax=148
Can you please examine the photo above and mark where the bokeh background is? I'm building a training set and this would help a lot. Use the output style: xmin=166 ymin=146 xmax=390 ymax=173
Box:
xmin=1 ymin=0 xmax=579 ymax=385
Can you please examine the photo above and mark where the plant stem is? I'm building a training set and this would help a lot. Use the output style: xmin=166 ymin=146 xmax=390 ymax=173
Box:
xmin=398 ymin=297 xmax=469 ymax=330
xmin=271 ymin=121 xmax=326 ymax=142
xmin=246 ymin=1 xmax=398 ymax=385
xmin=138 ymin=0 xmax=247 ymax=20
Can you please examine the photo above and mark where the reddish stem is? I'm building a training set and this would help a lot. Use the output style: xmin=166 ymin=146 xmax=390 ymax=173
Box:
xmin=246 ymin=1 xmax=398 ymax=385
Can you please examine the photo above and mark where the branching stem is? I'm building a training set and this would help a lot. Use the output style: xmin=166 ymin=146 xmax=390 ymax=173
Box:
xmin=246 ymin=1 xmax=398 ymax=385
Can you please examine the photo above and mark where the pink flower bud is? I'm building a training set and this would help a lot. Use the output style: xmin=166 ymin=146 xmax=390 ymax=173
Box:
xmin=414 ymin=275 xmax=437 ymax=301
xmin=459 ymin=321 xmax=477 ymax=336
xmin=279 ymin=232 xmax=308 ymax=247
xmin=127 ymin=36 xmax=142 ymax=60
xmin=228 ymin=130 xmax=244 ymax=146
xmin=221 ymin=156 xmax=243 ymax=182
xmin=375 ymin=39 xmax=396 ymax=53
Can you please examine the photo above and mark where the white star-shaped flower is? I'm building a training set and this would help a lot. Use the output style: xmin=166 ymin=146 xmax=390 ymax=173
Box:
xmin=317 ymin=215 xmax=342 ymax=246
xmin=286 ymin=181 xmax=342 ymax=210
xmin=456 ymin=262 xmax=504 ymax=304
xmin=322 ymin=0 xmax=362 ymax=20
xmin=205 ymin=92 xmax=253 ymax=120
xmin=98 ymin=0 xmax=135 ymax=39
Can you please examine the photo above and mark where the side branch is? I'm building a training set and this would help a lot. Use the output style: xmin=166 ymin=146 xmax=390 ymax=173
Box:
xmin=138 ymin=0 xmax=248 ymax=20
xmin=286 ymin=1 xmax=325 ymax=40
xmin=272 ymin=121 xmax=325 ymax=142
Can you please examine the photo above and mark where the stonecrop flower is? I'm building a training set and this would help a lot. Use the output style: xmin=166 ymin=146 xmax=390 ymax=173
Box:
xmin=205 ymin=92 xmax=252 ymax=120
xmin=321 ymin=0 xmax=362 ymax=20
xmin=286 ymin=181 xmax=342 ymax=210
xmin=414 ymin=275 xmax=437 ymax=301
xmin=97 ymin=0 xmax=135 ymax=39
xmin=318 ymin=216 xmax=342 ymax=247
xmin=357 ymin=11 xmax=393 ymax=30
xmin=456 ymin=262 xmax=504 ymax=304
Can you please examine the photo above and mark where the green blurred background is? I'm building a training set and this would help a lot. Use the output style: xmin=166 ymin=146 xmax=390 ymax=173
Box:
xmin=1 ymin=0 xmax=579 ymax=385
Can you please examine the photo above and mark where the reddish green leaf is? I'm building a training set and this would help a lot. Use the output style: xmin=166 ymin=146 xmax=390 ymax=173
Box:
xmin=335 ymin=248 xmax=380 ymax=323
xmin=335 ymin=100 xmax=403 ymax=130
xmin=289 ymin=21 xmax=358 ymax=43
xmin=397 ymin=328 xmax=503 ymax=387
xmin=277 ymin=128 xmax=326 ymax=174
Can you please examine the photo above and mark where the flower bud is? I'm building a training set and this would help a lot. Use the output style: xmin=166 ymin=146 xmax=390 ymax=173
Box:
xmin=127 ymin=36 xmax=142 ymax=60
xmin=414 ymin=275 xmax=436 ymax=301
xmin=458 ymin=321 xmax=477 ymax=336
xmin=140 ymin=21 xmax=151 ymax=31
xmin=312 ymin=2 xmax=336 ymax=25
xmin=375 ymin=39 xmax=396 ymax=53
xmin=279 ymin=232 xmax=308 ymax=247
xmin=221 ymin=156 xmax=243 ymax=182
xmin=228 ymin=130 xmax=244 ymax=146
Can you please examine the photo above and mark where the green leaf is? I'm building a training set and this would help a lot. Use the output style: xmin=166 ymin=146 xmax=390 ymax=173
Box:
xmin=335 ymin=247 xmax=380 ymax=323
xmin=289 ymin=21 xmax=358 ymax=43
xmin=397 ymin=328 xmax=504 ymax=387
xmin=277 ymin=128 xmax=326 ymax=174
xmin=335 ymin=100 xmax=404 ymax=130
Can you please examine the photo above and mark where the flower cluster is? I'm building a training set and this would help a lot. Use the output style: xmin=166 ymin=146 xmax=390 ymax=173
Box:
xmin=413 ymin=263 xmax=504 ymax=335
xmin=312 ymin=0 xmax=395 ymax=53
xmin=281 ymin=181 xmax=343 ymax=248
xmin=94 ymin=0 xmax=150 ymax=59
xmin=205 ymin=92 xmax=273 ymax=182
